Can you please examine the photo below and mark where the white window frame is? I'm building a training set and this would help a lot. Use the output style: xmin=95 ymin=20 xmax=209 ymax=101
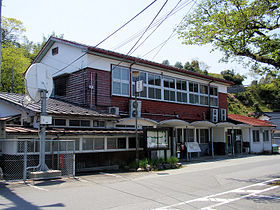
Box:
xmin=199 ymin=84 xmax=209 ymax=106
xmin=163 ymin=77 xmax=176 ymax=102
xmin=147 ymin=73 xmax=162 ymax=100
xmin=112 ymin=65 xmax=130 ymax=97
xmin=210 ymin=86 xmax=218 ymax=107
xmin=176 ymin=79 xmax=188 ymax=103
xmin=189 ymin=82 xmax=200 ymax=105
xmin=252 ymin=130 xmax=260 ymax=142
xmin=263 ymin=130 xmax=269 ymax=142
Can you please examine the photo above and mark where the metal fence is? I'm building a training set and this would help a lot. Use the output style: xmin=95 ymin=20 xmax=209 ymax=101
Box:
xmin=0 ymin=139 xmax=75 ymax=181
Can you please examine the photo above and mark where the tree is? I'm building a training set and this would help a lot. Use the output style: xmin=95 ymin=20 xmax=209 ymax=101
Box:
xmin=174 ymin=61 xmax=183 ymax=69
xmin=178 ymin=0 xmax=280 ymax=75
xmin=221 ymin=69 xmax=246 ymax=85
xmin=162 ymin=60 xmax=170 ymax=65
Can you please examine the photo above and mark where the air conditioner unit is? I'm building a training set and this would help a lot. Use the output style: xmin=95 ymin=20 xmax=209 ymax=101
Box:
xmin=108 ymin=107 xmax=119 ymax=115
xmin=211 ymin=108 xmax=219 ymax=123
xmin=220 ymin=108 xmax=227 ymax=122
xmin=129 ymin=100 xmax=141 ymax=118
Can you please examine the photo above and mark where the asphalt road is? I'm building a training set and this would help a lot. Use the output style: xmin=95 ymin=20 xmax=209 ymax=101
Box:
xmin=1 ymin=155 xmax=280 ymax=209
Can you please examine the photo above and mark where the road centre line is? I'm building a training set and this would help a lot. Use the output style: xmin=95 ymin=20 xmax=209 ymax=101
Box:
xmin=155 ymin=178 xmax=280 ymax=210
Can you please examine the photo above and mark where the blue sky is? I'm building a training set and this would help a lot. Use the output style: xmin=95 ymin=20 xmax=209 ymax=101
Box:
xmin=3 ymin=0 xmax=257 ymax=84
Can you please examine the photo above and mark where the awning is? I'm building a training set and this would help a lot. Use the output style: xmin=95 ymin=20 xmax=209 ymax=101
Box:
xmin=158 ymin=119 xmax=190 ymax=127
xmin=117 ymin=117 xmax=158 ymax=127
xmin=190 ymin=121 xmax=216 ymax=127
xmin=216 ymin=122 xmax=236 ymax=127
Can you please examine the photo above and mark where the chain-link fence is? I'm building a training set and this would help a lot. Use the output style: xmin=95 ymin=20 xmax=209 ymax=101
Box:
xmin=0 ymin=139 xmax=75 ymax=181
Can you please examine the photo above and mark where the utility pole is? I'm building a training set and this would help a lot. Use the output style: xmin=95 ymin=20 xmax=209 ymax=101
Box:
xmin=0 ymin=0 xmax=2 ymax=89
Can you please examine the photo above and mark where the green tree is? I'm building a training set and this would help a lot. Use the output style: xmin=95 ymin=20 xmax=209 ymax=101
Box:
xmin=221 ymin=69 xmax=246 ymax=85
xmin=1 ymin=44 xmax=31 ymax=93
xmin=178 ymin=0 xmax=280 ymax=75
xmin=162 ymin=60 xmax=170 ymax=65
xmin=174 ymin=61 xmax=183 ymax=69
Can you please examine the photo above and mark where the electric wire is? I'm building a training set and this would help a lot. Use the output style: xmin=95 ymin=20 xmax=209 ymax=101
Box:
xmin=113 ymin=0 xmax=191 ymax=51
xmin=94 ymin=0 xmax=158 ymax=48
xmin=51 ymin=0 xmax=158 ymax=76
xmin=129 ymin=0 xmax=183 ymax=55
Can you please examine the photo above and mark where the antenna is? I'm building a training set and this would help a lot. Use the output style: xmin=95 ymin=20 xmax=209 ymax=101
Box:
xmin=25 ymin=63 xmax=53 ymax=172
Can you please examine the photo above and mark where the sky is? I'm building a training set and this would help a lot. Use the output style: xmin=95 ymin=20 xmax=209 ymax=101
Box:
xmin=3 ymin=0 xmax=257 ymax=84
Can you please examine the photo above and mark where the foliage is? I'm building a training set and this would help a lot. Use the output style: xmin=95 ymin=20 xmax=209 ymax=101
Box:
xmin=166 ymin=156 xmax=178 ymax=165
xmin=174 ymin=61 xmax=183 ymax=69
xmin=178 ymin=0 xmax=280 ymax=75
xmin=162 ymin=60 xmax=170 ymax=65
xmin=221 ymin=70 xmax=246 ymax=85
xmin=139 ymin=159 xmax=148 ymax=169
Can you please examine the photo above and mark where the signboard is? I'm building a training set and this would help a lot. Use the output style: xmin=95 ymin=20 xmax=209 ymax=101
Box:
xmin=136 ymin=80 xmax=143 ymax=92
xmin=147 ymin=130 xmax=169 ymax=149
xmin=186 ymin=142 xmax=201 ymax=153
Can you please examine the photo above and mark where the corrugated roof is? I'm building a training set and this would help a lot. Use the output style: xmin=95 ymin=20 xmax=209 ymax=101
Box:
xmin=228 ymin=114 xmax=276 ymax=127
xmin=34 ymin=37 xmax=233 ymax=86
xmin=0 ymin=92 xmax=118 ymax=119
xmin=6 ymin=126 xmax=139 ymax=135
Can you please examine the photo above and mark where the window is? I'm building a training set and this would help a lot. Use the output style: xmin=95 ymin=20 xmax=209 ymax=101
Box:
xmin=82 ymin=138 xmax=93 ymax=150
xmin=117 ymin=138 xmax=126 ymax=149
xmin=93 ymin=121 xmax=105 ymax=127
xmin=263 ymin=130 xmax=269 ymax=142
xmin=163 ymin=77 xmax=175 ymax=101
xmin=187 ymin=129 xmax=195 ymax=142
xmin=112 ymin=66 xmax=130 ymax=96
xmin=189 ymin=82 xmax=199 ymax=104
xmin=176 ymin=80 xmax=187 ymax=103
xmin=197 ymin=129 xmax=209 ymax=144
xmin=132 ymin=71 xmax=147 ymax=98
xmin=148 ymin=74 xmax=161 ymax=99
xmin=52 ymin=47 xmax=58 ymax=55
xmin=81 ymin=120 xmax=90 ymax=127
xmin=253 ymin=130 xmax=260 ymax=142
xmin=129 ymin=137 xmax=136 ymax=148
xmin=107 ymin=138 xmax=117 ymax=149
xmin=69 ymin=120 xmax=80 ymax=126
xmin=53 ymin=119 xmax=66 ymax=126
xmin=210 ymin=86 xmax=218 ymax=107
xmin=94 ymin=138 xmax=104 ymax=150
xmin=200 ymin=84 xmax=209 ymax=105
xmin=54 ymin=76 xmax=67 ymax=96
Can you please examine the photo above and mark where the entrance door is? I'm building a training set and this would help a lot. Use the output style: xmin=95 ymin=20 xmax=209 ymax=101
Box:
xmin=226 ymin=134 xmax=232 ymax=155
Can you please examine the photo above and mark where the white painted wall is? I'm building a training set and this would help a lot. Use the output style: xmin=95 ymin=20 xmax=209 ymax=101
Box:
xmin=250 ymin=128 xmax=272 ymax=153
xmin=0 ymin=102 xmax=21 ymax=117
xmin=41 ymin=42 xmax=88 ymax=77
xmin=241 ymin=128 xmax=250 ymax=142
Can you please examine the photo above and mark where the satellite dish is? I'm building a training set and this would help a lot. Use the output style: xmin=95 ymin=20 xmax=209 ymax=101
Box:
xmin=25 ymin=63 xmax=53 ymax=102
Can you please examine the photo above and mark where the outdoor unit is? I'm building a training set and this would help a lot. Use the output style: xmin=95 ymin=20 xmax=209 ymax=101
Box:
xmin=129 ymin=100 xmax=141 ymax=118
xmin=220 ymin=108 xmax=227 ymax=121
xmin=211 ymin=108 xmax=219 ymax=123
xmin=108 ymin=107 xmax=119 ymax=115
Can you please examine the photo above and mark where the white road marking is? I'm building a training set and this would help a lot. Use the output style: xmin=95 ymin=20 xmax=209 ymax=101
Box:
xmin=155 ymin=178 xmax=280 ymax=210
xmin=26 ymin=184 xmax=48 ymax=191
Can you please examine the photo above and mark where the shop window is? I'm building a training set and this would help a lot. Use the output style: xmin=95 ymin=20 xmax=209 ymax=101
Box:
xmin=253 ymin=130 xmax=260 ymax=142
xmin=187 ymin=129 xmax=195 ymax=142
xmin=197 ymin=129 xmax=209 ymax=144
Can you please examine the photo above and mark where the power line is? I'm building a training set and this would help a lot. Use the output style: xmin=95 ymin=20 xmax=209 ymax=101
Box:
xmin=129 ymin=0 xmax=183 ymax=55
xmin=94 ymin=0 xmax=158 ymax=48
xmin=126 ymin=0 xmax=169 ymax=56
xmin=52 ymin=0 xmax=158 ymax=76
xmin=113 ymin=0 xmax=191 ymax=51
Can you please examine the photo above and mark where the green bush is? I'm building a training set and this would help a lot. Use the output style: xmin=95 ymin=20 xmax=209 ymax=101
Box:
xmin=139 ymin=159 xmax=148 ymax=169
xmin=167 ymin=156 xmax=178 ymax=165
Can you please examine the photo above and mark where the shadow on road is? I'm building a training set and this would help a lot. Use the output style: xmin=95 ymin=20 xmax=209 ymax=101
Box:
xmin=0 ymin=182 xmax=64 ymax=209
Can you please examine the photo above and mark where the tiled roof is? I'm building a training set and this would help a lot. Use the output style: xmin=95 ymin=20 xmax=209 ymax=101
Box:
xmin=228 ymin=114 xmax=276 ymax=127
xmin=6 ymin=126 xmax=139 ymax=135
xmin=0 ymin=92 xmax=118 ymax=119
xmin=35 ymin=37 xmax=233 ymax=86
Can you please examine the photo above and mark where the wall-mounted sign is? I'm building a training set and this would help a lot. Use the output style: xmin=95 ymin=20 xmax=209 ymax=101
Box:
xmin=136 ymin=80 xmax=143 ymax=92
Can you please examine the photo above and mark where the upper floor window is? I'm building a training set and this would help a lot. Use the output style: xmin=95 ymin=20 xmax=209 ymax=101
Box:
xmin=132 ymin=71 xmax=147 ymax=98
xmin=210 ymin=86 xmax=218 ymax=107
xmin=148 ymin=74 xmax=161 ymax=99
xmin=112 ymin=66 xmax=130 ymax=96
xmin=163 ymin=77 xmax=175 ymax=101
xmin=52 ymin=47 xmax=58 ymax=55
xmin=189 ymin=82 xmax=199 ymax=104
xmin=200 ymin=84 xmax=209 ymax=105
xmin=176 ymin=80 xmax=187 ymax=103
